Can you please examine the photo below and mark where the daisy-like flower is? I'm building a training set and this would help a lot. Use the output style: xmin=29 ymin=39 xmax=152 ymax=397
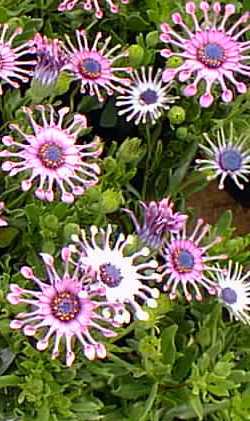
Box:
xmin=115 ymin=67 xmax=179 ymax=125
xmin=63 ymin=30 xmax=131 ymax=102
xmin=7 ymin=248 xmax=121 ymax=366
xmin=160 ymin=218 xmax=227 ymax=301
xmin=216 ymin=260 xmax=250 ymax=324
xmin=196 ymin=125 xmax=250 ymax=190
xmin=0 ymin=24 xmax=36 ymax=95
xmin=123 ymin=198 xmax=187 ymax=249
xmin=32 ymin=33 xmax=67 ymax=87
xmin=160 ymin=2 xmax=250 ymax=107
xmin=0 ymin=202 xmax=7 ymax=227
xmin=70 ymin=225 xmax=160 ymax=322
xmin=58 ymin=0 xmax=129 ymax=19
xmin=0 ymin=105 xmax=102 ymax=203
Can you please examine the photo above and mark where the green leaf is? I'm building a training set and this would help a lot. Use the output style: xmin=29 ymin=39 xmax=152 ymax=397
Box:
xmin=0 ymin=227 xmax=19 ymax=248
xmin=161 ymin=325 xmax=178 ymax=366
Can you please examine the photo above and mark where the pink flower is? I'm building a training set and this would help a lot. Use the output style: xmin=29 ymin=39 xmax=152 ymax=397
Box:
xmin=32 ymin=33 xmax=67 ymax=87
xmin=7 ymin=248 xmax=120 ymax=366
xmin=123 ymin=198 xmax=187 ymax=249
xmin=0 ymin=105 xmax=102 ymax=203
xmin=160 ymin=218 xmax=227 ymax=301
xmin=63 ymin=30 xmax=131 ymax=102
xmin=0 ymin=202 xmax=7 ymax=227
xmin=160 ymin=2 xmax=250 ymax=107
xmin=58 ymin=0 xmax=129 ymax=19
xmin=0 ymin=24 xmax=36 ymax=94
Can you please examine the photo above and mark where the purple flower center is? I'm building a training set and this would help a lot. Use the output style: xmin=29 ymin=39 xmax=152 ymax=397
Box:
xmin=173 ymin=249 xmax=195 ymax=273
xmin=38 ymin=142 xmax=65 ymax=169
xmin=219 ymin=149 xmax=242 ymax=172
xmin=197 ymin=42 xmax=225 ymax=69
xmin=221 ymin=287 xmax=237 ymax=305
xmin=100 ymin=263 xmax=123 ymax=288
xmin=79 ymin=58 xmax=102 ymax=80
xmin=140 ymin=89 xmax=158 ymax=105
xmin=51 ymin=291 xmax=80 ymax=321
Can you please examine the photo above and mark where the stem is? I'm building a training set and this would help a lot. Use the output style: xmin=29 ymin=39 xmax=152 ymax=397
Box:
xmin=139 ymin=383 xmax=158 ymax=421
xmin=142 ymin=126 xmax=152 ymax=200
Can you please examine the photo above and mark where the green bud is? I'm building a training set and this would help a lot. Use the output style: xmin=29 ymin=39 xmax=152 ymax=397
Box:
xmin=44 ymin=215 xmax=59 ymax=229
xmin=117 ymin=137 xmax=144 ymax=163
xmin=146 ymin=31 xmax=159 ymax=48
xmin=166 ymin=56 xmax=183 ymax=68
xmin=102 ymin=189 xmax=123 ymax=214
xmin=168 ymin=106 xmax=186 ymax=125
xmin=63 ymin=223 xmax=80 ymax=241
xmin=128 ymin=44 xmax=144 ymax=68
xmin=42 ymin=240 xmax=55 ymax=255
xmin=176 ymin=126 xmax=188 ymax=140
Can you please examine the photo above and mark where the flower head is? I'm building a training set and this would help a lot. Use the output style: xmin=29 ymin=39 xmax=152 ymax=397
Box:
xmin=196 ymin=125 xmax=250 ymax=190
xmin=115 ymin=67 xmax=178 ymax=125
xmin=0 ymin=202 xmax=7 ymax=227
xmin=123 ymin=198 xmax=187 ymax=249
xmin=7 ymin=248 xmax=121 ymax=366
xmin=0 ymin=24 xmax=36 ymax=94
xmin=160 ymin=2 xmax=250 ymax=107
xmin=63 ymin=30 xmax=131 ymax=102
xmin=58 ymin=0 xmax=129 ymax=19
xmin=0 ymin=105 xmax=102 ymax=203
xmin=216 ymin=260 xmax=250 ymax=324
xmin=71 ymin=225 xmax=160 ymax=322
xmin=160 ymin=218 xmax=227 ymax=301
xmin=32 ymin=33 xmax=67 ymax=87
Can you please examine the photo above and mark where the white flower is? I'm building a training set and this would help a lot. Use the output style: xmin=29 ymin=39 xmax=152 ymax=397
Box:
xmin=216 ymin=260 xmax=250 ymax=324
xmin=71 ymin=225 xmax=160 ymax=322
xmin=196 ymin=125 xmax=250 ymax=190
xmin=116 ymin=67 xmax=178 ymax=125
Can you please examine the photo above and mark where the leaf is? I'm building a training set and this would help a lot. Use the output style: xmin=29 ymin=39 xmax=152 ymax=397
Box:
xmin=0 ymin=227 xmax=19 ymax=248
xmin=0 ymin=348 xmax=16 ymax=375
xmin=161 ymin=325 xmax=178 ymax=366
xmin=100 ymin=100 xmax=118 ymax=128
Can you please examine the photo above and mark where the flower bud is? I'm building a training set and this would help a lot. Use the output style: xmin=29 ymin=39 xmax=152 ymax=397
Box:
xmin=168 ymin=106 xmax=186 ymax=125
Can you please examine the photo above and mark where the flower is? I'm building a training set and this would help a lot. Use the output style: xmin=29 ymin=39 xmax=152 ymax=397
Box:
xmin=123 ymin=198 xmax=187 ymax=249
xmin=196 ymin=125 xmax=250 ymax=190
xmin=63 ymin=30 xmax=131 ymax=102
xmin=0 ymin=105 xmax=102 ymax=203
xmin=0 ymin=24 xmax=36 ymax=94
xmin=70 ymin=225 xmax=160 ymax=322
xmin=32 ymin=33 xmax=67 ymax=87
xmin=115 ymin=67 xmax=179 ymax=125
xmin=58 ymin=0 xmax=129 ymax=19
xmin=160 ymin=218 xmax=227 ymax=301
xmin=0 ymin=202 xmax=7 ymax=227
xmin=216 ymin=260 xmax=250 ymax=324
xmin=160 ymin=2 xmax=250 ymax=107
xmin=7 ymin=248 xmax=121 ymax=366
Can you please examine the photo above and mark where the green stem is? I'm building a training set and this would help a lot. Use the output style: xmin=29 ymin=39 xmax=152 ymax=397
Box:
xmin=139 ymin=383 xmax=158 ymax=421
xmin=142 ymin=126 xmax=152 ymax=201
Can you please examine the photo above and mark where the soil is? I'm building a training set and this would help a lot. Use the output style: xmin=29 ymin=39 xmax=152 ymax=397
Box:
xmin=188 ymin=181 xmax=250 ymax=236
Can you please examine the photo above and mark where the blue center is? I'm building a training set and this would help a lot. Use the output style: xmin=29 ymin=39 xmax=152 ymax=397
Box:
xmin=204 ymin=43 xmax=224 ymax=61
xmin=39 ymin=142 xmax=64 ymax=169
xmin=221 ymin=287 xmax=237 ymax=305
xmin=197 ymin=42 xmax=225 ymax=68
xmin=220 ymin=149 xmax=242 ymax=172
xmin=44 ymin=144 xmax=62 ymax=161
xmin=52 ymin=292 xmax=80 ymax=321
xmin=100 ymin=263 xmax=123 ymax=288
xmin=80 ymin=58 xmax=102 ymax=79
xmin=58 ymin=299 xmax=74 ymax=314
xmin=177 ymin=250 xmax=195 ymax=270
xmin=140 ymin=89 xmax=158 ymax=105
